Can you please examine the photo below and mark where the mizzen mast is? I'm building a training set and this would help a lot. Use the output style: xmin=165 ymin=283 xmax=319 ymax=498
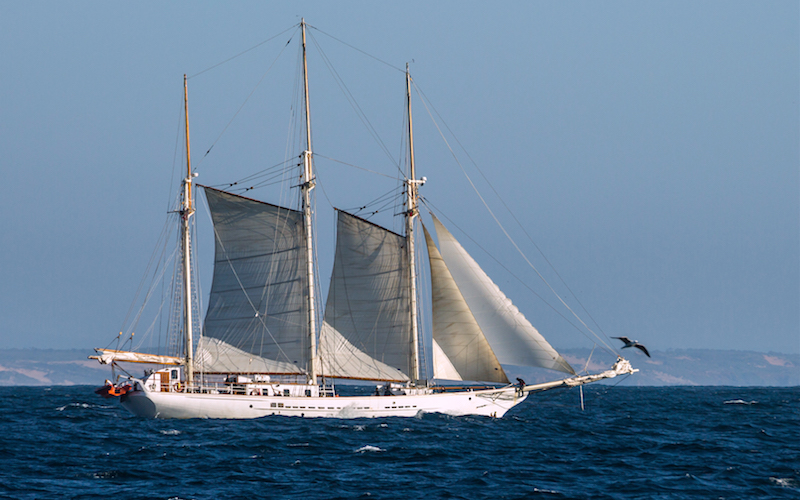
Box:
xmin=301 ymin=19 xmax=319 ymax=385
xmin=405 ymin=64 xmax=424 ymax=384
xmin=182 ymin=74 xmax=196 ymax=385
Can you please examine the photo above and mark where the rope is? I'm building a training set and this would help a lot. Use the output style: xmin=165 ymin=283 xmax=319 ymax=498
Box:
xmin=306 ymin=30 xmax=403 ymax=177
xmin=195 ymin=35 xmax=296 ymax=169
xmin=306 ymin=23 xmax=405 ymax=74
xmin=188 ymin=25 xmax=298 ymax=79
xmin=414 ymin=84 xmax=613 ymax=346
xmin=413 ymin=81 xmax=617 ymax=355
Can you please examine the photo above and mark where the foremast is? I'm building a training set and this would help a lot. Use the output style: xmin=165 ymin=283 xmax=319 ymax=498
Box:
xmin=405 ymin=64 xmax=424 ymax=384
xmin=301 ymin=19 xmax=319 ymax=385
xmin=182 ymin=74 xmax=195 ymax=385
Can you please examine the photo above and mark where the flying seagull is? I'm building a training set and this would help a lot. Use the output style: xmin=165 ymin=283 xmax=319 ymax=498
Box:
xmin=612 ymin=336 xmax=651 ymax=357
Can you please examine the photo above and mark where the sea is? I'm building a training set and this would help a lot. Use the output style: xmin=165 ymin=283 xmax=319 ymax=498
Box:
xmin=0 ymin=385 xmax=797 ymax=500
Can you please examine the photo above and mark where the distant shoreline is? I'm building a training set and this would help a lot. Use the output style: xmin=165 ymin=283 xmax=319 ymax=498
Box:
xmin=1 ymin=347 xmax=797 ymax=387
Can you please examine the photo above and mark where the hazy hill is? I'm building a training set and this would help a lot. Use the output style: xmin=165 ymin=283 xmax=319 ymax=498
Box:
xmin=0 ymin=347 xmax=797 ymax=387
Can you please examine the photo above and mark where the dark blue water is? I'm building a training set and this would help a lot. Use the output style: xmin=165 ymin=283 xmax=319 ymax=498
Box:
xmin=0 ymin=386 xmax=797 ymax=499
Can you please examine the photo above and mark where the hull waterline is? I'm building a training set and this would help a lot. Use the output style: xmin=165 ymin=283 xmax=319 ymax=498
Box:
xmin=120 ymin=387 xmax=527 ymax=419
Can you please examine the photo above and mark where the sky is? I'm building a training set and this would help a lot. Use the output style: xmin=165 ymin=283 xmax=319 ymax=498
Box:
xmin=1 ymin=1 xmax=797 ymax=355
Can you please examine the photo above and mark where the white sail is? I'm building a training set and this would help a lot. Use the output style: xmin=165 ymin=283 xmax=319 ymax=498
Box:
xmin=431 ymin=339 xmax=462 ymax=381
xmin=195 ymin=337 xmax=303 ymax=374
xmin=91 ymin=349 xmax=183 ymax=366
xmin=423 ymin=223 xmax=509 ymax=383
xmin=201 ymin=187 xmax=310 ymax=374
xmin=318 ymin=322 xmax=409 ymax=382
xmin=319 ymin=211 xmax=413 ymax=380
xmin=430 ymin=215 xmax=575 ymax=375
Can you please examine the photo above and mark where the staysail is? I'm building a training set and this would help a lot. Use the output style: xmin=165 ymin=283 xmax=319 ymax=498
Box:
xmin=423 ymin=224 xmax=508 ymax=383
xmin=318 ymin=211 xmax=412 ymax=382
xmin=429 ymin=215 xmax=575 ymax=375
xmin=198 ymin=187 xmax=308 ymax=374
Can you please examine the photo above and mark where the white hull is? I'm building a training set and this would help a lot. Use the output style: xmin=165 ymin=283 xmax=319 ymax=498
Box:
xmin=120 ymin=386 xmax=527 ymax=419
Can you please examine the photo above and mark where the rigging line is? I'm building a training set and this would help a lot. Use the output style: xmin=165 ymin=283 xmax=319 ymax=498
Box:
xmin=306 ymin=31 xmax=403 ymax=175
xmin=362 ymin=196 xmax=402 ymax=220
xmin=221 ymin=157 xmax=298 ymax=186
xmin=129 ymin=244 xmax=180 ymax=344
xmin=121 ymin=215 xmax=175 ymax=332
xmin=340 ymin=185 xmax=402 ymax=213
xmin=238 ymin=165 xmax=304 ymax=187
xmin=314 ymin=154 xmax=401 ymax=180
xmin=413 ymin=85 xmax=616 ymax=355
xmin=422 ymin=199 xmax=616 ymax=356
xmin=361 ymin=186 xmax=404 ymax=212
xmin=237 ymin=177 xmax=298 ymax=193
xmin=306 ymin=23 xmax=405 ymax=74
xmin=195 ymin=35 xmax=296 ymax=169
xmin=188 ymin=25 xmax=298 ymax=79
xmin=413 ymin=83 xmax=614 ymax=349
xmin=315 ymin=166 xmax=336 ymax=210
xmin=170 ymin=100 xmax=185 ymax=213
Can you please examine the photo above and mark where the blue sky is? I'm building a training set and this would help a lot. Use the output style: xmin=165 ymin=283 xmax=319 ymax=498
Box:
xmin=1 ymin=1 xmax=797 ymax=355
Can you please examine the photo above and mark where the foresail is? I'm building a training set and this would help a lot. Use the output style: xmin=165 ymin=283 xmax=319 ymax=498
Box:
xmin=430 ymin=215 xmax=575 ymax=375
xmin=423 ymin=223 xmax=509 ymax=383
xmin=201 ymin=187 xmax=309 ymax=374
xmin=319 ymin=211 xmax=413 ymax=380
xmin=431 ymin=339 xmax=462 ymax=381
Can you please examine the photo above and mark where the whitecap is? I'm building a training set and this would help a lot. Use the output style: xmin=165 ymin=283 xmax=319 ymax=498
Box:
xmin=354 ymin=445 xmax=385 ymax=453
xmin=56 ymin=402 xmax=92 ymax=411
xmin=770 ymin=477 xmax=796 ymax=488
xmin=353 ymin=425 xmax=366 ymax=431
xmin=159 ymin=429 xmax=181 ymax=436
xmin=724 ymin=399 xmax=756 ymax=405
xmin=379 ymin=423 xmax=388 ymax=428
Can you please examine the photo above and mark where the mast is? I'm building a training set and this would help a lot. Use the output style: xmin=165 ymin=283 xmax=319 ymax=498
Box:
xmin=301 ymin=19 xmax=319 ymax=385
xmin=182 ymin=74 xmax=195 ymax=386
xmin=405 ymin=64 xmax=422 ymax=384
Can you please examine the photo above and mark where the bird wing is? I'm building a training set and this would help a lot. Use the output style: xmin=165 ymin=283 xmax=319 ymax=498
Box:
xmin=634 ymin=344 xmax=650 ymax=357
xmin=613 ymin=336 xmax=632 ymax=344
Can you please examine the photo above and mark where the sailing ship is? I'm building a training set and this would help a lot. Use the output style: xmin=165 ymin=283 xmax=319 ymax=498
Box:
xmin=92 ymin=21 xmax=636 ymax=419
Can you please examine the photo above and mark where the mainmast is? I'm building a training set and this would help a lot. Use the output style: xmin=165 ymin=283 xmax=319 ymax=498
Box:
xmin=405 ymin=64 xmax=424 ymax=384
xmin=182 ymin=74 xmax=195 ymax=385
xmin=301 ymin=20 xmax=319 ymax=385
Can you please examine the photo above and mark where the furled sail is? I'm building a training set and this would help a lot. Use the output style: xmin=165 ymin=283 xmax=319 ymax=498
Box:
xmin=423 ymin=224 xmax=509 ymax=383
xmin=200 ymin=187 xmax=308 ymax=374
xmin=318 ymin=211 xmax=412 ymax=381
xmin=430 ymin=215 xmax=575 ymax=375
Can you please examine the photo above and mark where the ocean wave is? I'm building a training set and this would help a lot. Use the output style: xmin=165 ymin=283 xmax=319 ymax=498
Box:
xmin=770 ymin=477 xmax=797 ymax=488
xmin=354 ymin=445 xmax=385 ymax=453
xmin=724 ymin=399 xmax=757 ymax=405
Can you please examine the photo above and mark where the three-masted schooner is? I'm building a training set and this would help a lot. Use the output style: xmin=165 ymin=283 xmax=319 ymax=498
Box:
xmin=92 ymin=21 xmax=636 ymax=419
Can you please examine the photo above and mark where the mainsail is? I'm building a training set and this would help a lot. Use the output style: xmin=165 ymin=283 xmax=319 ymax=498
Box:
xmin=428 ymin=215 xmax=575 ymax=376
xmin=199 ymin=187 xmax=308 ymax=374
xmin=318 ymin=211 xmax=412 ymax=382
